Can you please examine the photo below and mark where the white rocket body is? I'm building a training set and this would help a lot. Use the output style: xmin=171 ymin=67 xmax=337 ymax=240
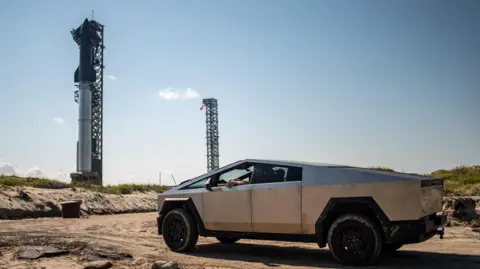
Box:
xmin=77 ymin=81 xmax=92 ymax=172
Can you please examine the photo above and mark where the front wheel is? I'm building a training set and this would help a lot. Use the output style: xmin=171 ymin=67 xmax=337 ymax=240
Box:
xmin=216 ymin=236 xmax=240 ymax=244
xmin=327 ymin=214 xmax=383 ymax=266
xmin=161 ymin=208 xmax=199 ymax=252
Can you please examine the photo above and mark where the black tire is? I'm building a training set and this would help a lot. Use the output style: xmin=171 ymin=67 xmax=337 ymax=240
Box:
xmin=327 ymin=213 xmax=383 ymax=266
xmin=215 ymin=236 xmax=240 ymax=244
xmin=161 ymin=208 xmax=199 ymax=252
xmin=382 ymin=242 xmax=403 ymax=254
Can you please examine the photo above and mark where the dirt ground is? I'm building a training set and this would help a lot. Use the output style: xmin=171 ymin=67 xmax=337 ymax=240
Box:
xmin=1 ymin=213 xmax=480 ymax=269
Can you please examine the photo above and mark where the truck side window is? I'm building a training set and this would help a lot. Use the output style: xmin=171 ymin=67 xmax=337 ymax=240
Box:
xmin=285 ymin=166 xmax=302 ymax=182
xmin=251 ymin=163 xmax=302 ymax=184
xmin=216 ymin=165 xmax=254 ymax=186
xmin=183 ymin=177 xmax=210 ymax=189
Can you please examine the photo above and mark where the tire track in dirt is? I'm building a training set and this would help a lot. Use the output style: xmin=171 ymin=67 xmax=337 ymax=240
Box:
xmin=2 ymin=212 xmax=480 ymax=269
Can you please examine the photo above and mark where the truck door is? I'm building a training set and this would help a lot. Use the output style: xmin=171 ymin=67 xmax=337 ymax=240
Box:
xmin=202 ymin=163 xmax=254 ymax=232
xmin=250 ymin=163 xmax=303 ymax=234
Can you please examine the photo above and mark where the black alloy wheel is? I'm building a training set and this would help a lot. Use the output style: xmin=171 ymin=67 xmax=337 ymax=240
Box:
xmin=327 ymin=214 xmax=383 ymax=266
xmin=161 ymin=209 xmax=198 ymax=252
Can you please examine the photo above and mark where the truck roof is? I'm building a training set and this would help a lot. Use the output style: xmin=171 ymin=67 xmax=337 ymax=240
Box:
xmin=170 ymin=158 xmax=434 ymax=190
xmin=246 ymin=158 xmax=433 ymax=180
xmin=245 ymin=158 xmax=346 ymax=167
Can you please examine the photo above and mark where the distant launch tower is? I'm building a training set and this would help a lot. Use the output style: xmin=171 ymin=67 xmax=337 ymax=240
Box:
xmin=200 ymin=98 xmax=219 ymax=172
xmin=70 ymin=18 xmax=105 ymax=185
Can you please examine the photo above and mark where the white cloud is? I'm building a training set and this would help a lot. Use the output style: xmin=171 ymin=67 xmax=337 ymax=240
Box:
xmin=156 ymin=87 xmax=200 ymax=100
xmin=25 ymin=166 xmax=46 ymax=178
xmin=0 ymin=161 xmax=17 ymax=176
xmin=107 ymin=75 xmax=117 ymax=80
xmin=0 ymin=160 xmax=71 ymax=182
xmin=54 ymin=171 xmax=70 ymax=182
xmin=53 ymin=117 xmax=64 ymax=124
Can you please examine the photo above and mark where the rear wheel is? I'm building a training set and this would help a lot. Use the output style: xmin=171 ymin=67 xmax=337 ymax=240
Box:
xmin=216 ymin=236 xmax=240 ymax=244
xmin=327 ymin=213 xmax=383 ymax=266
xmin=161 ymin=208 xmax=198 ymax=252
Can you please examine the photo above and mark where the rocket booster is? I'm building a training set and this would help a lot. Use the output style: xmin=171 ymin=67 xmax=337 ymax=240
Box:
xmin=74 ymin=18 xmax=98 ymax=84
xmin=73 ymin=18 xmax=99 ymax=173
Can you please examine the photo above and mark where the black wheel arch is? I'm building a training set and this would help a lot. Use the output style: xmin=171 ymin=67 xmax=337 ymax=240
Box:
xmin=158 ymin=197 xmax=207 ymax=235
xmin=315 ymin=197 xmax=390 ymax=247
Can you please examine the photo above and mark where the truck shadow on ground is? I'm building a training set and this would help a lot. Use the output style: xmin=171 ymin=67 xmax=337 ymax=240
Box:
xmin=185 ymin=242 xmax=480 ymax=268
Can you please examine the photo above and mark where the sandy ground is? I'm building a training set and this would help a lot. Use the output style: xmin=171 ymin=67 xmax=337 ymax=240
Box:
xmin=1 ymin=212 xmax=480 ymax=269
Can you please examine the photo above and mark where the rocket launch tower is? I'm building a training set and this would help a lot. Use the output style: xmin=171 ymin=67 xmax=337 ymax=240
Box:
xmin=201 ymin=98 xmax=220 ymax=172
xmin=69 ymin=18 xmax=105 ymax=185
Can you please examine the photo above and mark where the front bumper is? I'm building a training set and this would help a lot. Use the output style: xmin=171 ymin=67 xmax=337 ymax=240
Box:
xmin=385 ymin=213 xmax=447 ymax=244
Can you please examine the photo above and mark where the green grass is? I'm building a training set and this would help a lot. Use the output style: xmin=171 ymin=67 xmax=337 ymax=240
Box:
xmin=429 ymin=165 xmax=480 ymax=196
xmin=0 ymin=175 xmax=171 ymax=195
xmin=368 ymin=167 xmax=396 ymax=172
xmin=368 ymin=165 xmax=480 ymax=196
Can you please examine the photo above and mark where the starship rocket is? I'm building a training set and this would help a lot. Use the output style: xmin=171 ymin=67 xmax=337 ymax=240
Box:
xmin=72 ymin=18 xmax=100 ymax=177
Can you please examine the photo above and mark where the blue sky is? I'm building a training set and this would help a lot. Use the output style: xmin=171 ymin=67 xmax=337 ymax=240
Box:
xmin=0 ymin=0 xmax=479 ymax=185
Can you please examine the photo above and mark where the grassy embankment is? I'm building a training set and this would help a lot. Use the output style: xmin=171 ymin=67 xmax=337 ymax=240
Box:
xmin=1 ymin=165 xmax=479 ymax=196
xmin=0 ymin=175 xmax=170 ymax=195
xmin=430 ymin=166 xmax=480 ymax=196
xmin=370 ymin=165 xmax=480 ymax=196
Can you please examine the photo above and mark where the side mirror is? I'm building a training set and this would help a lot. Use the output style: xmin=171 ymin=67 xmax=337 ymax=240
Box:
xmin=205 ymin=178 xmax=212 ymax=191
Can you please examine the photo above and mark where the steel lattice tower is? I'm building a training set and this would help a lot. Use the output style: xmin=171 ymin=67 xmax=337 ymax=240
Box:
xmin=203 ymin=98 xmax=220 ymax=172
xmin=72 ymin=19 xmax=105 ymax=185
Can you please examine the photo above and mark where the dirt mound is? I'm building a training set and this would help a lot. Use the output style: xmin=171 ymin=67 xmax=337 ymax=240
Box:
xmin=0 ymin=185 xmax=158 ymax=220
xmin=443 ymin=196 xmax=480 ymax=229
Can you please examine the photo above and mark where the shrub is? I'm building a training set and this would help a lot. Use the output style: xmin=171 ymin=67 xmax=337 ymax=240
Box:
xmin=368 ymin=167 xmax=395 ymax=172
xmin=0 ymin=176 xmax=171 ymax=195
xmin=429 ymin=165 xmax=480 ymax=196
